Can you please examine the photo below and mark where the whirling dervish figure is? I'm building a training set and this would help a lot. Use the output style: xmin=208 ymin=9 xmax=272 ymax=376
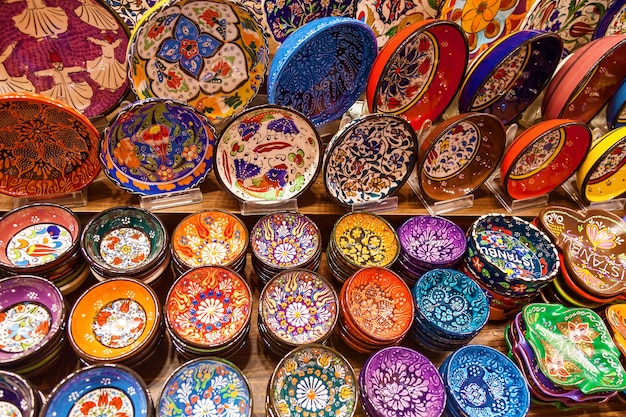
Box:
xmin=85 ymin=35 xmax=126 ymax=91
xmin=0 ymin=41 xmax=35 ymax=94
xmin=34 ymin=51 xmax=93 ymax=112
xmin=74 ymin=0 xmax=119 ymax=33
xmin=7 ymin=0 xmax=68 ymax=40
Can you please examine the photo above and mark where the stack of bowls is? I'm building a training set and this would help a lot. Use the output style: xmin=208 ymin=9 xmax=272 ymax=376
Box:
xmin=410 ymin=269 xmax=489 ymax=351
xmin=81 ymin=206 xmax=170 ymax=287
xmin=164 ymin=266 xmax=252 ymax=358
xmin=327 ymin=211 xmax=400 ymax=283
xmin=171 ymin=210 xmax=248 ymax=275
xmin=462 ymin=213 xmax=560 ymax=320
xmin=0 ymin=203 xmax=87 ymax=294
xmin=250 ymin=211 xmax=322 ymax=286
xmin=338 ymin=266 xmax=413 ymax=354
xmin=0 ymin=370 xmax=43 ymax=417
xmin=393 ymin=215 xmax=466 ymax=286
xmin=258 ymin=269 xmax=338 ymax=356
xmin=68 ymin=278 xmax=164 ymax=368
xmin=0 ymin=275 xmax=67 ymax=377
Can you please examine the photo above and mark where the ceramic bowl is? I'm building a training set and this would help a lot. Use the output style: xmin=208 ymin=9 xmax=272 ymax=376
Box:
xmin=158 ymin=357 xmax=252 ymax=417
xmin=594 ymin=0 xmax=626 ymax=38
xmin=127 ymin=0 xmax=269 ymax=124
xmin=459 ymin=31 xmax=563 ymax=125
xmin=100 ymin=98 xmax=217 ymax=196
xmin=41 ymin=364 xmax=153 ymax=417
xmin=500 ymin=119 xmax=591 ymax=200
xmin=606 ymin=304 xmax=626 ymax=356
xmin=367 ymin=19 xmax=468 ymax=130
xmin=0 ymin=3 xmax=129 ymax=119
xmin=103 ymin=0 xmax=158 ymax=29
xmin=541 ymin=35 xmax=626 ymax=122
xmin=418 ymin=112 xmax=506 ymax=200
xmin=323 ymin=113 xmax=418 ymax=207
xmin=81 ymin=206 xmax=168 ymax=277
xmin=0 ymin=370 xmax=41 ymax=417
xmin=607 ymin=78 xmax=626 ymax=129
xmin=576 ymin=126 xmax=626 ymax=202
xmin=0 ymin=93 xmax=100 ymax=196
xmin=268 ymin=16 xmax=377 ymax=126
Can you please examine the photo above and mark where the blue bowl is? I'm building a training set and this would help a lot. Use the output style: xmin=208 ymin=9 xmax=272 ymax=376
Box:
xmin=594 ymin=0 xmax=626 ymax=39
xmin=607 ymin=78 xmax=626 ymax=129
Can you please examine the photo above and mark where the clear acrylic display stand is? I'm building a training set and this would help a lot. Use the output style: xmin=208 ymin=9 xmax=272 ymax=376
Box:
xmin=560 ymin=175 xmax=626 ymax=212
xmin=240 ymin=199 xmax=298 ymax=216
xmin=351 ymin=196 xmax=399 ymax=213
xmin=13 ymin=189 xmax=88 ymax=209
xmin=484 ymin=173 xmax=549 ymax=213
xmin=139 ymin=188 xmax=203 ymax=211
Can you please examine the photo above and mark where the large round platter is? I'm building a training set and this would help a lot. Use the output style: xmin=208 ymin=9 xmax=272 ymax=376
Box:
xmin=0 ymin=0 xmax=130 ymax=119
xmin=215 ymin=105 xmax=323 ymax=203
xmin=0 ymin=93 xmax=100 ymax=197
xmin=366 ymin=19 xmax=468 ymax=130
xmin=459 ymin=30 xmax=563 ymax=125
xmin=101 ymin=98 xmax=217 ymax=195
xmin=323 ymin=114 xmax=418 ymax=207
xmin=267 ymin=17 xmax=377 ymax=126
xmin=127 ymin=0 xmax=269 ymax=124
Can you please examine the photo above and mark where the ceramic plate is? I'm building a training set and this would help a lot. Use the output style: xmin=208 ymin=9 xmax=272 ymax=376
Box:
xmin=0 ymin=93 xmax=100 ymax=196
xmin=459 ymin=31 xmax=563 ymax=125
xmin=367 ymin=19 xmax=467 ymax=130
xmin=268 ymin=16 xmax=377 ymax=126
xmin=0 ymin=370 xmax=39 ymax=417
xmin=101 ymin=98 xmax=217 ymax=195
xmin=397 ymin=215 xmax=466 ymax=267
xmin=215 ymin=105 xmax=322 ymax=203
xmin=127 ymin=0 xmax=269 ymax=124
xmin=500 ymin=119 xmax=591 ymax=200
xmin=103 ymin=0 xmax=158 ymax=29
xmin=323 ymin=114 xmax=418 ymax=207
xmin=158 ymin=358 xmax=251 ymax=417
xmin=0 ymin=0 xmax=130 ymax=119
xmin=595 ymin=0 xmax=626 ymax=38
xmin=418 ymin=112 xmax=506 ymax=200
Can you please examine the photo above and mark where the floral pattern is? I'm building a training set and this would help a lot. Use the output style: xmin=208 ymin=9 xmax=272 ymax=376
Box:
xmin=103 ymin=0 xmax=158 ymax=29
xmin=0 ymin=302 xmax=51 ymax=353
xmin=0 ymin=402 xmax=20 ymax=417
xmin=397 ymin=216 xmax=466 ymax=265
xmin=6 ymin=223 xmax=73 ymax=267
xmin=588 ymin=141 xmax=626 ymax=183
xmin=92 ymin=299 xmax=147 ymax=349
xmin=603 ymin=6 xmax=626 ymax=36
xmin=99 ymin=227 xmax=151 ymax=269
xmin=423 ymin=121 xmax=480 ymax=180
xmin=472 ymin=46 xmax=527 ymax=109
xmin=509 ymin=129 xmax=564 ymax=177
xmin=68 ymin=388 xmax=133 ymax=417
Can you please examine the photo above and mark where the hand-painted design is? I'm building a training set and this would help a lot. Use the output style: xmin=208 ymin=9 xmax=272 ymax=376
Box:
xmin=92 ymin=299 xmax=147 ymax=348
xmin=375 ymin=32 xmax=437 ymax=113
xmin=99 ymin=227 xmax=152 ymax=269
xmin=475 ymin=229 xmax=542 ymax=281
xmin=128 ymin=0 xmax=269 ymax=123
xmin=604 ymin=6 xmax=626 ymax=35
xmin=0 ymin=302 xmax=51 ymax=353
xmin=472 ymin=46 xmax=528 ymax=109
xmin=521 ymin=0 xmax=611 ymax=53
xmin=86 ymin=35 xmax=127 ymax=92
xmin=399 ymin=216 xmax=467 ymax=266
xmin=0 ymin=42 xmax=35 ymax=94
xmin=74 ymin=0 xmax=120 ymax=31
xmin=424 ymin=121 xmax=480 ymax=180
xmin=8 ymin=0 xmax=69 ymax=39
xmin=103 ymin=0 xmax=157 ymax=29
xmin=0 ymin=402 xmax=20 ymax=417
xmin=588 ymin=142 xmax=626 ymax=183
xmin=69 ymin=388 xmax=134 ymax=417
xmin=333 ymin=213 xmax=399 ymax=267
xmin=6 ymin=223 xmax=73 ymax=267
xmin=509 ymin=129 xmax=564 ymax=178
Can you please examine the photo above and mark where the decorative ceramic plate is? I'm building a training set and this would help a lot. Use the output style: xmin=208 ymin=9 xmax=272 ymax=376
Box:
xmin=459 ymin=31 xmax=563 ymax=125
xmin=103 ymin=0 xmax=157 ymax=29
xmin=366 ymin=19 xmax=468 ymax=130
xmin=0 ymin=370 xmax=39 ymax=417
xmin=165 ymin=266 xmax=252 ymax=348
xmin=260 ymin=270 xmax=338 ymax=346
xmin=440 ymin=0 xmax=534 ymax=59
xmin=158 ymin=358 xmax=251 ymax=417
xmin=606 ymin=304 xmax=626 ymax=356
xmin=268 ymin=345 xmax=358 ymax=417
xmin=521 ymin=0 xmax=612 ymax=53
xmin=101 ymin=98 xmax=217 ymax=195
xmin=267 ymin=17 xmax=377 ymax=126
xmin=323 ymin=114 xmax=418 ymax=207
xmin=127 ymin=0 xmax=269 ymax=124
xmin=359 ymin=346 xmax=446 ymax=417
xmin=595 ymin=0 xmax=626 ymax=38
xmin=0 ymin=0 xmax=130 ymax=119
xmin=41 ymin=364 xmax=152 ymax=417
xmin=0 ymin=93 xmax=100 ymax=196
xmin=215 ymin=105 xmax=322 ymax=203
xmin=500 ymin=119 xmax=591 ymax=200
xmin=68 ymin=278 xmax=160 ymax=363
xmin=522 ymin=303 xmax=626 ymax=394
xmin=576 ymin=126 xmax=626 ymax=202
xmin=171 ymin=210 xmax=248 ymax=269
xmin=418 ymin=112 xmax=506 ymax=200
xmin=397 ymin=215 xmax=466 ymax=267
xmin=607 ymin=78 xmax=626 ymax=129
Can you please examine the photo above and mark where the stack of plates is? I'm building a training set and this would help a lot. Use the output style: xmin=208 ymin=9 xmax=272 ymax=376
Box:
xmin=165 ymin=267 xmax=252 ymax=358
xmin=258 ymin=269 xmax=338 ymax=356
xmin=410 ymin=269 xmax=489 ymax=352
xmin=327 ymin=212 xmax=400 ymax=283
xmin=250 ymin=211 xmax=322 ymax=286
xmin=0 ymin=370 xmax=43 ymax=417
xmin=0 ymin=203 xmax=88 ymax=295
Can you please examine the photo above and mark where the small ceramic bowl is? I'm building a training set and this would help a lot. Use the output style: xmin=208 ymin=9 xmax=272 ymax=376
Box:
xmin=41 ymin=364 xmax=153 ymax=417
xmin=268 ymin=17 xmax=377 ymax=126
xmin=418 ymin=112 xmax=506 ymax=200
xmin=323 ymin=114 xmax=418 ymax=207
xmin=594 ymin=0 xmax=626 ymax=38
xmin=541 ymin=35 xmax=626 ymax=122
xmin=607 ymin=78 xmax=626 ymax=129
xmin=576 ymin=126 xmax=626 ymax=202
xmin=500 ymin=119 xmax=591 ymax=200
xmin=367 ymin=19 xmax=468 ymax=130
xmin=0 ymin=370 xmax=41 ymax=417
xmin=459 ymin=31 xmax=563 ymax=125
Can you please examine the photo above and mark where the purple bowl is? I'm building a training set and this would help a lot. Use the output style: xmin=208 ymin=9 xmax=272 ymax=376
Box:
xmin=0 ymin=370 xmax=41 ymax=417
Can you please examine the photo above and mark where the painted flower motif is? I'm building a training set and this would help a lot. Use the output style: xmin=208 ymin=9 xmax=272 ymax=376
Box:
xmin=567 ymin=321 xmax=595 ymax=344
xmin=461 ymin=0 xmax=502 ymax=33
xmin=157 ymin=16 xmax=223 ymax=78
xmin=79 ymin=392 xmax=130 ymax=417
xmin=586 ymin=223 xmax=617 ymax=250
xmin=157 ymin=165 xmax=174 ymax=181
xmin=196 ymin=297 xmax=225 ymax=327
xmin=273 ymin=242 xmax=297 ymax=264
xmin=200 ymin=242 xmax=228 ymax=265
xmin=142 ymin=124 xmax=170 ymax=161
xmin=285 ymin=302 xmax=311 ymax=328
xmin=288 ymin=149 xmax=305 ymax=167
xmin=166 ymin=70 xmax=183 ymax=89
xmin=295 ymin=376 xmax=329 ymax=412
xmin=192 ymin=397 xmax=217 ymax=417
xmin=461 ymin=382 xmax=487 ymax=406
xmin=113 ymin=137 xmax=141 ymax=169
xmin=147 ymin=24 xmax=165 ymax=39
xmin=544 ymin=350 xmax=572 ymax=379
xmin=181 ymin=145 xmax=199 ymax=161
